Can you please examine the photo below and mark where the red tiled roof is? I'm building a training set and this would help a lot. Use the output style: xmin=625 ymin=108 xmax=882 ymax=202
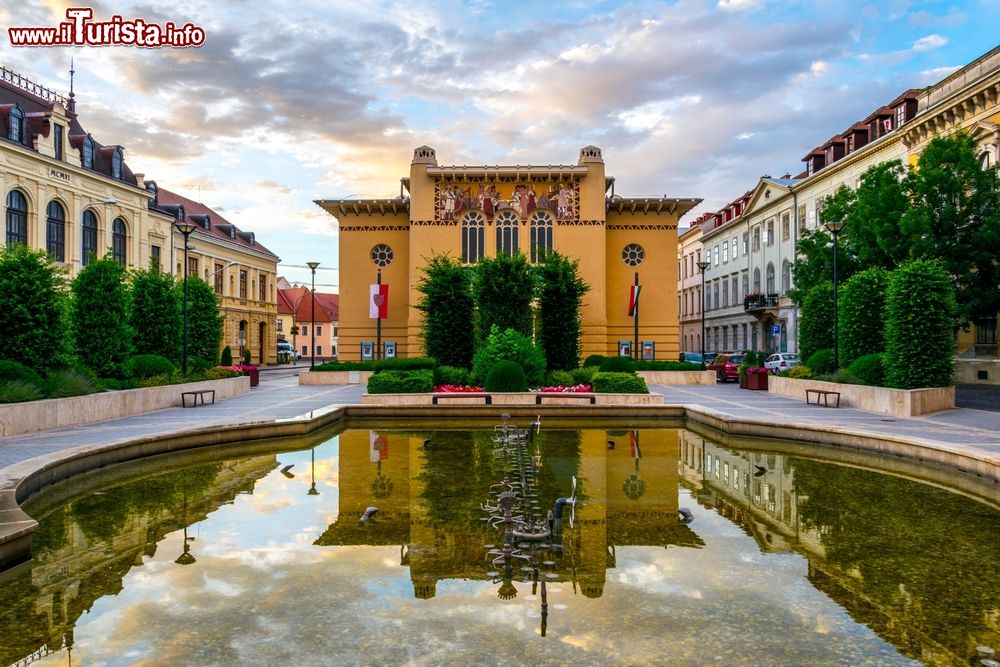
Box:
xmin=155 ymin=187 xmax=278 ymax=258
xmin=293 ymin=291 xmax=338 ymax=323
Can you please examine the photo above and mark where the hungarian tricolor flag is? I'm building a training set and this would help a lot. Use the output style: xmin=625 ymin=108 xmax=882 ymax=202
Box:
xmin=627 ymin=284 xmax=641 ymax=317
xmin=629 ymin=430 xmax=641 ymax=460
xmin=370 ymin=283 xmax=388 ymax=319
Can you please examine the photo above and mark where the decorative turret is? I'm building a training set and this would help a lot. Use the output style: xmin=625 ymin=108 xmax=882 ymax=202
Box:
xmin=412 ymin=145 xmax=437 ymax=165
xmin=578 ymin=145 xmax=603 ymax=164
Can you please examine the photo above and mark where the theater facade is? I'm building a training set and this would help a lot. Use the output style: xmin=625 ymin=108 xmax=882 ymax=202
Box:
xmin=317 ymin=146 xmax=699 ymax=362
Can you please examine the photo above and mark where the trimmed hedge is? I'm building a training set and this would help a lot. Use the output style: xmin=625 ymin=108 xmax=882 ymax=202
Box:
xmin=433 ymin=365 xmax=470 ymax=386
xmin=572 ymin=366 xmax=599 ymax=385
xmin=582 ymin=355 xmax=606 ymax=368
xmin=598 ymin=356 xmax=636 ymax=373
xmin=592 ymin=372 xmax=648 ymax=394
xmin=799 ymin=282 xmax=835 ymax=363
xmin=374 ymin=357 xmax=437 ymax=372
xmin=787 ymin=365 xmax=813 ymax=379
xmin=632 ymin=361 xmax=702 ymax=371
xmin=131 ymin=354 xmax=176 ymax=379
xmin=885 ymin=260 xmax=956 ymax=389
xmin=544 ymin=369 xmax=577 ymax=387
xmin=485 ymin=360 xmax=528 ymax=392
xmin=839 ymin=267 xmax=890 ymax=366
xmin=806 ymin=348 xmax=836 ymax=375
xmin=848 ymin=353 xmax=886 ymax=387
xmin=0 ymin=360 xmax=43 ymax=387
xmin=366 ymin=369 xmax=434 ymax=394
xmin=471 ymin=326 xmax=545 ymax=386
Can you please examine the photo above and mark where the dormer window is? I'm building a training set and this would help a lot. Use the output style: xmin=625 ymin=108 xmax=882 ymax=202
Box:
xmin=54 ymin=123 xmax=64 ymax=160
xmin=111 ymin=147 xmax=122 ymax=180
xmin=8 ymin=106 xmax=23 ymax=143
xmin=895 ymin=105 xmax=905 ymax=129
xmin=82 ymin=135 xmax=94 ymax=169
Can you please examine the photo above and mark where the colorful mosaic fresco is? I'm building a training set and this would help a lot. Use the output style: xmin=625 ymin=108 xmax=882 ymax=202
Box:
xmin=435 ymin=179 xmax=579 ymax=222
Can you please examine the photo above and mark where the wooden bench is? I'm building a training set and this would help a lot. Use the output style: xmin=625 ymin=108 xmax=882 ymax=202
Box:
xmin=805 ymin=389 xmax=841 ymax=408
xmin=431 ymin=392 xmax=492 ymax=405
xmin=536 ymin=392 xmax=596 ymax=405
xmin=181 ymin=389 xmax=216 ymax=408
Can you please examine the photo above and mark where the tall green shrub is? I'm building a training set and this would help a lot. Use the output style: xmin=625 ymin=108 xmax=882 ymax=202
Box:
xmin=838 ymin=267 xmax=889 ymax=366
xmin=416 ymin=254 xmax=474 ymax=368
xmin=485 ymin=360 xmax=528 ymax=392
xmin=220 ymin=346 xmax=233 ymax=366
xmin=537 ymin=251 xmax=590 ymax=371
xmin=884 ymin=260 xmax=956 ymax=389
xmin=471 ymin=326 xmax=545 ymax=386
xmin=0 ymin=244 xmax=72 ymax=373
xmin=179 ymin=277 xmax=223 ymax=366
xmin=130 ymin=267 xmax=180 ymax=361
xmin=798 ymin=282 xmax=835 ymax=364
xmin=72 ymin=255 xmax=133 ymax=378
xmin=473 ymin=253 xmax=535 ymax=342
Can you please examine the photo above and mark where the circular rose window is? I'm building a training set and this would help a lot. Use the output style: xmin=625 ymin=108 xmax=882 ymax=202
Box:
xmin=622 ymin=243 xmax=645 ymax=267
xmin=371 ymin=244 xmax=394 ymax=267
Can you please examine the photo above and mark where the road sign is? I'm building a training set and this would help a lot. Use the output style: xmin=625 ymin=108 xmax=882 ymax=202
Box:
xmin=771 ymin=324 xmax=781 ymax=335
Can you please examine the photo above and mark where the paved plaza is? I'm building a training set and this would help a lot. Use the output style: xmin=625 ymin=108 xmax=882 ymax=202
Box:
xmin=2 ymin=368 xmax=999 ymax=478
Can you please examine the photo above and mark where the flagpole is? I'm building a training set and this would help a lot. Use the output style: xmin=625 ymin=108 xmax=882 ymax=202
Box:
xmin=633 ymin=271 xmax=639 ymax=361
xmin=376 ymin=269 xmax=382 ymax=361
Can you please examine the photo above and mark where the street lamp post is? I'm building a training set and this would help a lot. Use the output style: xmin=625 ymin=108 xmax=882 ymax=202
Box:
xmin=307 ymin=262 xmax=319 ymax=369
xmin=697 ymin=260 xmax=711 ymax=370
xmin=175 ymin=221 xmax=197 ymax=375
xmin=823 ymin=220 xmax=846 ymax=371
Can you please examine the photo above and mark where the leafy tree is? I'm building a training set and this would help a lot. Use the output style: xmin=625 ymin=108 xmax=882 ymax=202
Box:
xmin=473 ymin=252 xmax=535 ymax=342
xmin=798 ymin=282 xmax=834 ymax=363
xmin=71 ymin=254 xmax=133 ymax=378
xmin=789 ymin=227 xmax=860 ymax=304
xmin=838 ymin=267 xmax=890 ymax=366
xmin=537 ymin=251 xmax=590 ymax=371
xmin=130 ymin=267 xmax=180 ymax=361
xmin=884 ymin=259 xmax=956 ymax=389
xmin=903 ymin=133 xmax=1000 ymax=324
xmin=415 ymin=254 xmax=475 ymax=368
xmin=179 ymin=277 xmax=223 ymax=366
xmin=0 ymin=244 xmax=72 ymax=372
xmin=846 ymin=160 xmax=910 ymax=268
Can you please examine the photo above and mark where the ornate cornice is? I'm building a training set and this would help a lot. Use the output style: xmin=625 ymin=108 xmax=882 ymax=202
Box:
xmin=607 ymin=224 xmax=679 ymax=231
xmin=339 ymin=225 xmax=410 ymax=232
xmin=410 ymin=219 xmax=455 ymax=226
xmin=556 ymin=219 xmax=604 ymax=226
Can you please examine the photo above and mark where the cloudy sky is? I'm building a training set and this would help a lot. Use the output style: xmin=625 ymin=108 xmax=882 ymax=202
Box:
xmin=2 ymin=1 xmax=997 ymax=288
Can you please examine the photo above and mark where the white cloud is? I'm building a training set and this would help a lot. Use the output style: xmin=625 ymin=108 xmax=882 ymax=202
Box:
xmin=717 ymin=0 xmax=766 ymax=11
xmin=912 ymin=34 xmax=947 ymax=52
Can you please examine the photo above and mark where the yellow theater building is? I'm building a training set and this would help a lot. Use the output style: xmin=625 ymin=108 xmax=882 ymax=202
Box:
xmin=317 ymin=146 xmax=700 ymax=362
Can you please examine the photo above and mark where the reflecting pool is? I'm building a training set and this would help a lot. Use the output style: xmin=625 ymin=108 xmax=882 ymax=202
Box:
xmin=1 ymin=426 xmax=998 ymax=666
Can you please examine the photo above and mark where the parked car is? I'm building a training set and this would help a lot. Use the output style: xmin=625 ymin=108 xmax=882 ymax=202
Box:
xmin=703 ymin=352 xmax=718 ymax=364
xmin=679 ymin=352 xmax=703 ymax=364
xmin=277 ymin=342 xmax=300 ymax=362
xmin=764 ymin=353 xmax=801 ymax=374
xmin=707 ymin=353 xmax=744 ymax=382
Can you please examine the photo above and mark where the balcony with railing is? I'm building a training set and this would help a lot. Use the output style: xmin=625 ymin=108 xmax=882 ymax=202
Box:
xmin=744 ymin=293 xmax=780 ymax=312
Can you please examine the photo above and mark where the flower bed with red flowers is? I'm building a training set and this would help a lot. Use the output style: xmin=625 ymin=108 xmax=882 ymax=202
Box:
xmin=432 ymin=384 xmax=485 ymax=392
xmin=537 ymin=384 xmax=592 ymax=393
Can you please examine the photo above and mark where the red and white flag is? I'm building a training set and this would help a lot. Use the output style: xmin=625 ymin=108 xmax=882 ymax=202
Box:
xmin=627 ymin=284 xmax=641 ymax=317
xmin=370 ymin=283 xmax=388 ymax=319
xmin=370 ymin=431 xmax=389 ymax=462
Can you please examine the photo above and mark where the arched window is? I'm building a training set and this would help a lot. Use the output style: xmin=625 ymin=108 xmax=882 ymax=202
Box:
xmin=8 ymin=106 xmax=24 ymax=143
xmin=112 ymin=217 xmax=127 ymax=266
xmin=461 ymin=211 xmax=484 ymax=264
xmin=766 ymin=262 xmax=775 ymax=294
xmin=81 ymin=210 xmax=98 ymax=266
xmin=82 ymin=136 xmax=94 ymax=169
xmin=111 ymin=148 xmax=123 ymax=180
xmin=781 ymin=260 xmax=791 ymax=294
xmin=5 ymin=190 xmax=28 ymax=246
xmin=753 ymin=267 xmax=761 ymax=293
xmin=46 ymin=201 xmax=65 ymax=262
xmin=495 ymin=210 xmax=519 ymax=257
xmin=529 ymin=211 xmax=553 ymax=263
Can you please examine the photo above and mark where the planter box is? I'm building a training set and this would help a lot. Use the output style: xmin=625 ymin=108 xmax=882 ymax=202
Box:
xmin=361 ymin=392 xmax=664 ymax=406
xmin=0 ymin=376 xmax=251 ymax=438
xmin=744 ymin=373 xmax=769 ymax=390
xmin=299 ymin=370 xmax=374 ymax=385
xmin=636 ymin=371 xmax=716 ymax=385
xmin=768 ymin=376 xmax=955 ymax=417
xmin=245 ymin=368 xmax=260 ymax=387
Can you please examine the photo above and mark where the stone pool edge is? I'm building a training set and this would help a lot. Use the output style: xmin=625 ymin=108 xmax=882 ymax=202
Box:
xmin=0 ymin=402 xmax=997 ymax=569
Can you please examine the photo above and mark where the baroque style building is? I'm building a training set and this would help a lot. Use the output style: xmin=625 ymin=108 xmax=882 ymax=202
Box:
xmin=318 ymin=146 xmax=699 ymax=362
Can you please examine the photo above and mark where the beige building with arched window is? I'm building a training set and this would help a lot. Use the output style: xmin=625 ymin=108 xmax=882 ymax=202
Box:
xmin=317 ymin=146 xmax=700 ymax=362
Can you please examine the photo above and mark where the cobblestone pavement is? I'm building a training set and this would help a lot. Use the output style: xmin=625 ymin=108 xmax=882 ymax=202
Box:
xmin=2 ymin=373 xmax=998 ymax=474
